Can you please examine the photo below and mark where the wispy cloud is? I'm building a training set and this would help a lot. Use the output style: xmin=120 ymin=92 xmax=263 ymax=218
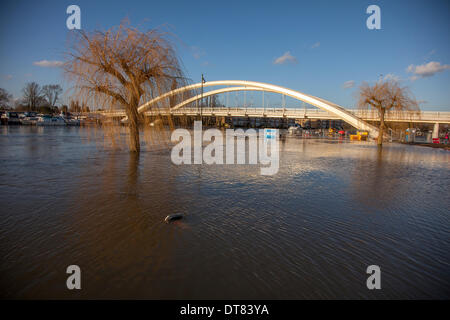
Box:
xmin=273 ymin=51 xmax=297 ymax=65
xmin=406 ymin=61 xmax=450 ymax=80
xmin=342 ymin=80 xmax=355 ymax=89
xmin=33 ymin=60 xmax=64 ymax=67
xmin=424 ymin=49 xmax=436 ymax=61
xmin=191 ymin=46 xmax=205 ymax=60
xmin=310 ymin=42 xmax=320 ymax=49
xmin=383 ymin=73 xmax=401 ymax=82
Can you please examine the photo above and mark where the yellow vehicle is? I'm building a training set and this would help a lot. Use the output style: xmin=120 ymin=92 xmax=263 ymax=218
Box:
xmin=350 ymin=131 xmax=368 ymax=141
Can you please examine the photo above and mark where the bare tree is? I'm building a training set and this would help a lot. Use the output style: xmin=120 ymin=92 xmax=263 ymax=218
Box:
xmin=357 ymin=80 xmax=419 ymax=145
xmin=22 ymin=82 xmax=43 ymax=111
xmin=0 ymin=88 xmax=12 ymax=109
xmin=69 ymin=99 xmax=81 ymax=112
xmin=64 ymin=22 xmax=187 ymax=152
xmin=61 ymin=105 xmax=69 ymax=113
xmin=42 ymin=84 xmax=63 ymax=107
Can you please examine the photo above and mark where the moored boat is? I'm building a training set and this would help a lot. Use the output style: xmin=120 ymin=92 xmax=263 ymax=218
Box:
xmin=3 ymin=111 xmax=21 ymax=125
xmin=20 ymin=112 xmax=39 ymax=125
xmin=36 ymin=115 xmax=66 ymax=126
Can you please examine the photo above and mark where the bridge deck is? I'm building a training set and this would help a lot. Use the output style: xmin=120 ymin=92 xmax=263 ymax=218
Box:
xmin=99 ymin=107 xmax=450 ymax=123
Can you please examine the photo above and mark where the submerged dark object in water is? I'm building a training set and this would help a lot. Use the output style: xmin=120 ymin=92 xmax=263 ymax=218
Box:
xmin=165 ymin=213 xmax=184 ymax=223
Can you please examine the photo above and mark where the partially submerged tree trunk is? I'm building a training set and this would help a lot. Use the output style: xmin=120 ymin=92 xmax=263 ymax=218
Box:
xmin=127 ymin=100 xmax=141 ymax=153
xmin=378 ymin=108 xmax=385 ymax=145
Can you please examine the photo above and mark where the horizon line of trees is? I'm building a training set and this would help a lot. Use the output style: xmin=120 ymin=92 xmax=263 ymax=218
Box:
xmin=0 ymin=83 xmax=91 ymax=114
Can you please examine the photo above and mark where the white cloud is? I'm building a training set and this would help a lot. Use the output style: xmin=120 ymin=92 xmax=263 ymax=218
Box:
xmin=406 ymin=61 xmax=450 ymax=80
xmin=342 ymin=80 xmax=355 ymax=89
xmin=273 ymin=51 xmax=297 ymax=65
xmin=33 ymin=60 xmax=64 ymax=67
xmin=311 ymin=42 xmax=320 ymax=49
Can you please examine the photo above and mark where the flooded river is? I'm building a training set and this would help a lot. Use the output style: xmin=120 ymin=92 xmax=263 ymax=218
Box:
xmin=0 ymin=126 xmax=449 ymax=299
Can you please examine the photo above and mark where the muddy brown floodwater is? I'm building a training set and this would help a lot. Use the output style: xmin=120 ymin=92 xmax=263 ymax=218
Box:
xmin=0 ymin=126 xmax=449 ymax=299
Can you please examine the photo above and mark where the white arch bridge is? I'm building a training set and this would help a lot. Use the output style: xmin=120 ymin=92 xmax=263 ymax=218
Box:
xmin=101 ymin=80 xmax=450 ymax=136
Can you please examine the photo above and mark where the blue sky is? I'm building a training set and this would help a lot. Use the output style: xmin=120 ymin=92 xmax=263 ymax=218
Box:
xmin=0 ymin=0 xmax=449 ymax=110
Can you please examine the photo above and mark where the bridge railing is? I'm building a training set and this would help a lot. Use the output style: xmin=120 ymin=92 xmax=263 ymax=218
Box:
xmin=98 ymin=107 xmax=450 ymax=123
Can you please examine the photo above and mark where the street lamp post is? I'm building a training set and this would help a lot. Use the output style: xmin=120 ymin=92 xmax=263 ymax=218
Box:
xmin=200 ymin=74 xmax=205 ymax=122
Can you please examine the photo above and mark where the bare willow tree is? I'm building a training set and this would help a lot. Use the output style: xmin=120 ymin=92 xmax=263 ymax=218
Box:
xmin=64 ymin=23 xmax=187 ymax=152
xmin=357 ymin=80 xmax=419 ymax=145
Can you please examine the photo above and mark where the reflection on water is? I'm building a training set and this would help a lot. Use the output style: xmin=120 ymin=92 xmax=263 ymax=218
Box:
xmin=0 ymin=126 xmax=449 ymax=299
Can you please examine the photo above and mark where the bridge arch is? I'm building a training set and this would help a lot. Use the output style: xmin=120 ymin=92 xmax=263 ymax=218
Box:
xmin=138 ymin=80 xmax=379 ymax=136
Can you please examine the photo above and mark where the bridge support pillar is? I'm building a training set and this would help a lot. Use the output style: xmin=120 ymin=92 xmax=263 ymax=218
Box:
xmin=432 ymin=122 xmax=439 ymax=139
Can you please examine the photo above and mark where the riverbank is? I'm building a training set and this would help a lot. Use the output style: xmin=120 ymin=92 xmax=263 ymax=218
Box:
xmin=401 ymin=141 xmax=450 ymax=150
